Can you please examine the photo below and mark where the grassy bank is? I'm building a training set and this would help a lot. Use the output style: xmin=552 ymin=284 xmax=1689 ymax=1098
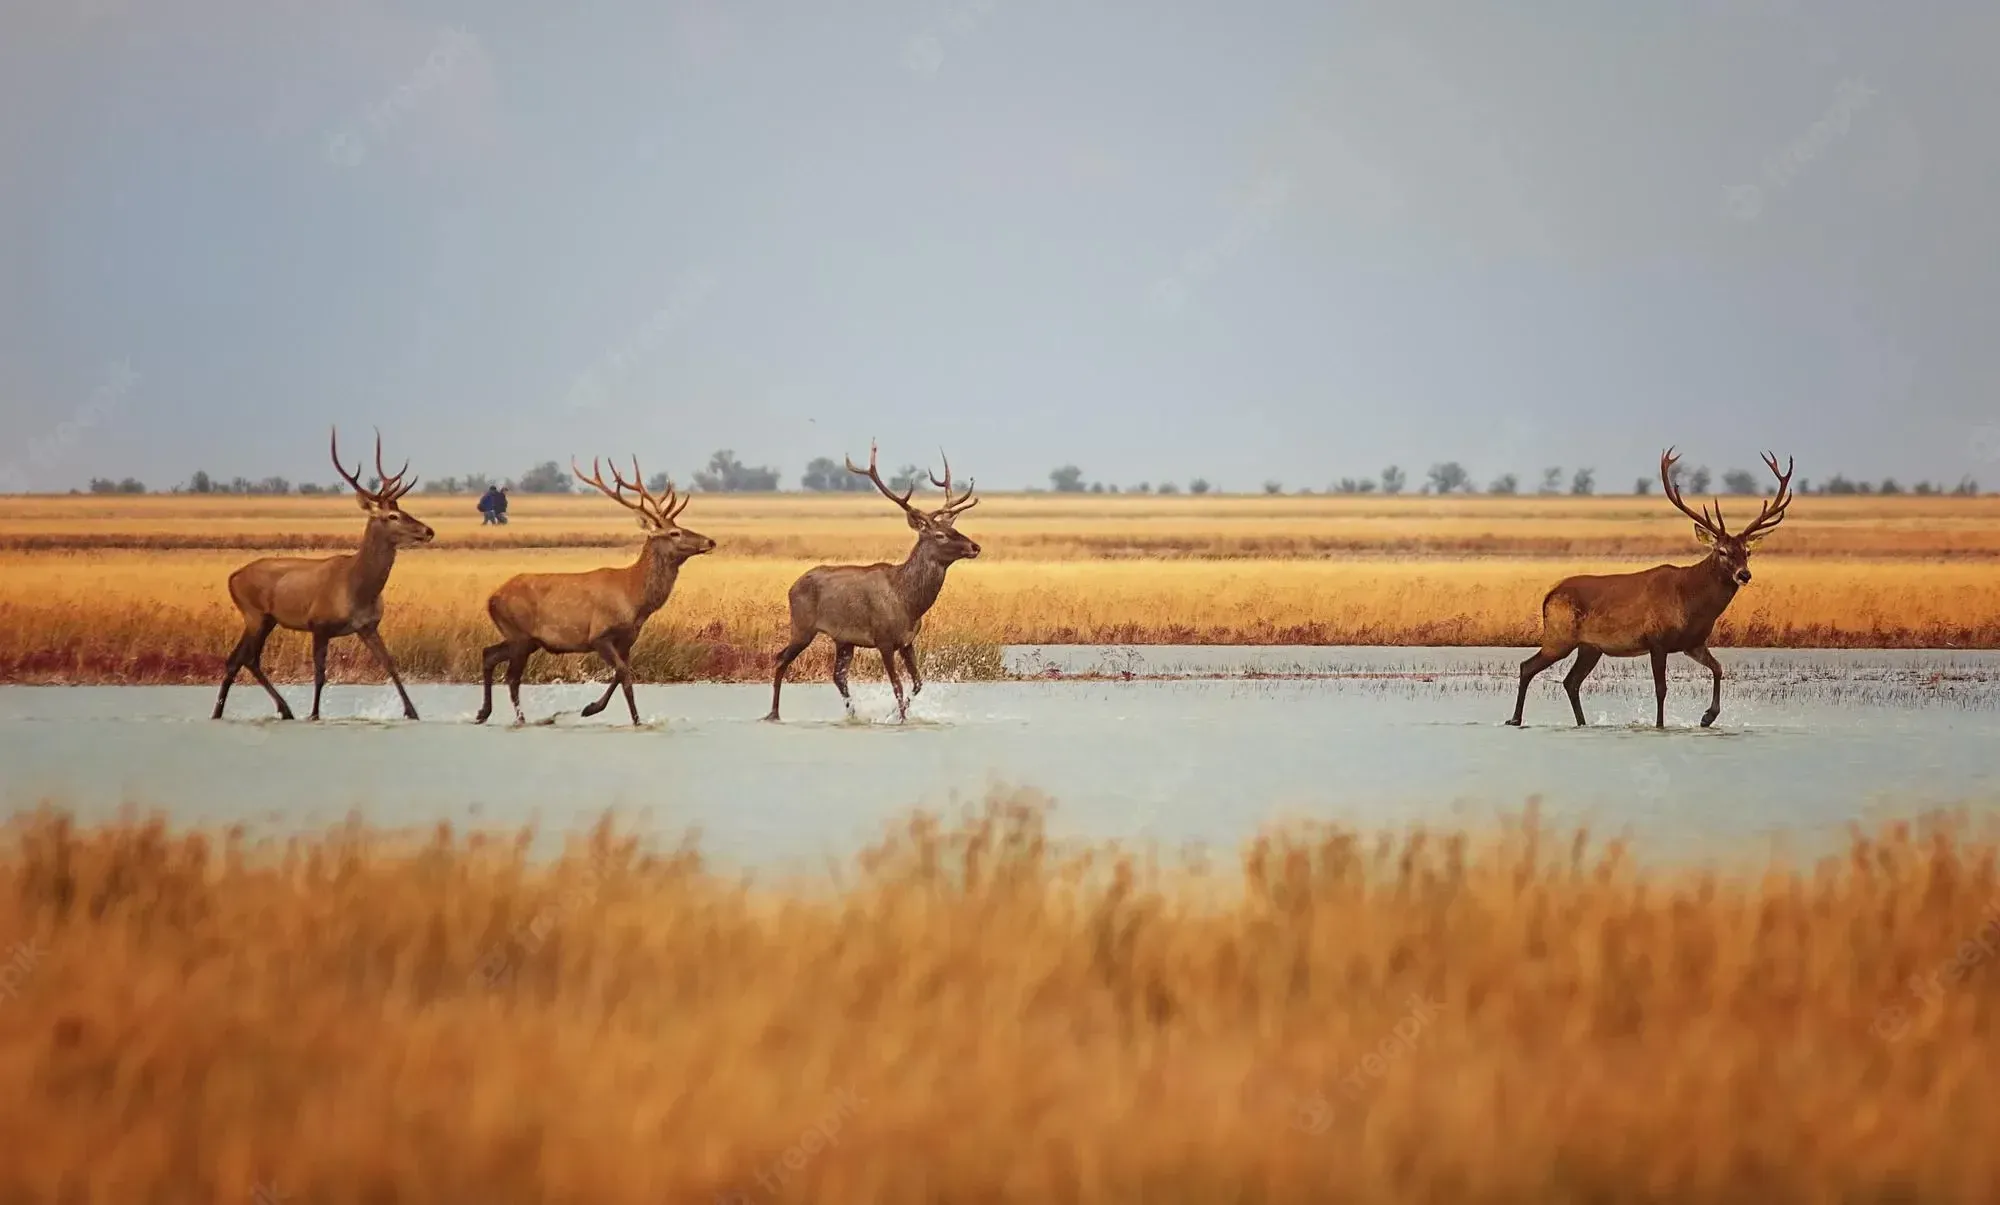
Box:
xmin=5 ymin=553 xmax=2000 ymax=684
xmin=2 ymin=797 xmax=1997 ymax=1201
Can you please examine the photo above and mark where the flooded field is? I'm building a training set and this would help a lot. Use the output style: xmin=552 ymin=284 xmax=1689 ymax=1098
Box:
xmin=5 ymin=646 xmax=1997 ymax=872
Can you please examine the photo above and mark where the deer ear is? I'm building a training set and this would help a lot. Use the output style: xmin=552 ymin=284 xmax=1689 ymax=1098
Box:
xmin=907 ymin=511 xmax=927 ymax=531
xmin=1741 ymin=529 xmax=1769 ymax=547
xmin=1692 ymin=524 xmax=1716 ymax=547
xmin=357 ymin=495 xmax=380 ymax=515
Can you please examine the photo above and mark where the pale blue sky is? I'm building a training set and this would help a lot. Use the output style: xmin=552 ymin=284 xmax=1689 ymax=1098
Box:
xmin=3 ymin=0 xmax=1995 ymax=493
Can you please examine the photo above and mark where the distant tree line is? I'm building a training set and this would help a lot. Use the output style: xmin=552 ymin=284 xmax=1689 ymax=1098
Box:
xmin=45 ymin=453 xmax=1988 ymax=498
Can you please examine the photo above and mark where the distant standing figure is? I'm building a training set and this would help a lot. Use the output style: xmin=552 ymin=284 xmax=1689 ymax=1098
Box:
xmin=478 ymin=485 xmax=508 ymax=525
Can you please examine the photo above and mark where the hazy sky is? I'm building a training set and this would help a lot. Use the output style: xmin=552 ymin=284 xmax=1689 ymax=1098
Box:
xmin=3 ymin=0 xmax=1996 ymax=494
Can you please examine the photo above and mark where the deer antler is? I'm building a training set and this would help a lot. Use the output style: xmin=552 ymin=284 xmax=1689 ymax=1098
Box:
xmin=927 ymin=447 xmax=978 ymax=518
xmin=846 ymin=439 xmax=921 ymax=517
xmin=574 ymin=455 xmax=684 ymax=529
xmin=1736 ymin=451 xmax=1796 ymax=539
xmin=1660 ymin=447 xmax=1727 ymax=538
xmin=332 ymin=426 xmax=416 ymax=505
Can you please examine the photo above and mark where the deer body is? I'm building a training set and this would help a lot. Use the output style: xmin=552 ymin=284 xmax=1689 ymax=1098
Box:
xmin=475 ymin=457 xmax=713 ymax=726
xmin=1508 ymin=448 xmax=1793 ymax=729
xmin=212 ymin=429 xmax=434 ymax=722
xmin=766 ymin=442 xmax=980 ymax=722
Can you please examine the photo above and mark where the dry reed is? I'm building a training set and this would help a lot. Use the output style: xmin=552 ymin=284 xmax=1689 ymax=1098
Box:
xmin=2 ymin=795 xmax=1998 ymax=1202
xmin=4 ymin=552 xmax=2000 ymax=684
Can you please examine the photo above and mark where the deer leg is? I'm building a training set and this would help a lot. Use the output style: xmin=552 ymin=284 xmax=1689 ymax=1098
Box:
xmin=765 ymin=636 xmax=814 ymax=722
xmin=241 ymin=617 xmax=294 ymax=721
xmin=1506 ymin=644 xmax=1573 ymax=727
xmin=473 ymin=640 xmax=516 ymax=724
xmin=212 ymin=621 xmax=263 ymax=719
xmin=505 ymin=647 xmax=531 ymax=726
xmin=900 ymin=644 xmax=923 ymax=697
xmin=1687 ymin=646 xmax=1725 ymax=728
xmin=356 ymin=625 xmax=420 ymax=720
xmin=308 ymin=632 xmax=331 ymax=721
xmin=1650 ymin=649 xmax=1670 ymax=728
xmin=880 ymin=648 xmax=909 ymax=721
xmin=832 ymin=644 xmax=856 ymax=708
xmin=593 ymin=636 xmax=642 ymax=726
xmin=1561 ymin=647 xmax=1603 ymax=728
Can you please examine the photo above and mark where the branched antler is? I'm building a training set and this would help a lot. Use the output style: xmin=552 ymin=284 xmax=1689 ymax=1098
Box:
xmin=573 ymin=455 xmax=682 ymax=527
xmin=1737 ymin=452 xmax=1795 ymax=539
xmin=332 ymin=426 xmax=417 ymax=504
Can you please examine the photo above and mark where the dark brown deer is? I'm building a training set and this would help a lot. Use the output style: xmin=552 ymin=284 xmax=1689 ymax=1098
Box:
xmin=765 ymin=441 xmax=980 ymax=722
xmin=1507 ymin=448 xmax=1794 ymax=729
xmin=474 ymin=457 xmax=715 ymax=726
xmin=211 ymin=428 xmax=435 ymax=721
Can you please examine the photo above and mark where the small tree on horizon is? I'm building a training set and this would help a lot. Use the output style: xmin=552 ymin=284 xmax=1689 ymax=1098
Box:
xmin=1380 ymin=466 xmax=1405 ymax=495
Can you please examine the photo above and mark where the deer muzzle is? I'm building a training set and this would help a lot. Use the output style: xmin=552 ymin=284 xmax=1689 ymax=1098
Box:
xmin=1735 ymin=568 xmax=1751 ymax=584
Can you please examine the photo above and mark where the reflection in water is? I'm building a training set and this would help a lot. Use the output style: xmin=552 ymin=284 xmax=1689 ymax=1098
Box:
xmin=3 ymin=647 xmax=1999 ymax=876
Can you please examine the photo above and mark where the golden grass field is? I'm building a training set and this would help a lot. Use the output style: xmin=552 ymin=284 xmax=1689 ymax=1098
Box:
xmin=3 ymin=492 xmax=1999 ymax=682
xmin=4 ymin=795 xmax=1999 ymax=1201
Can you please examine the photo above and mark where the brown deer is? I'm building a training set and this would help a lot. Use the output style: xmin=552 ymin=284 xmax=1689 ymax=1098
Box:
xmin=1507 ymin=448 xmax=1794 ymax=729
xmin=211 ymin=428 xmax=435 ymax=722
xmin=765 ymin=440 xmax=980 ymax=722
xmin=474 ymin=457 xmax=715 ymax=726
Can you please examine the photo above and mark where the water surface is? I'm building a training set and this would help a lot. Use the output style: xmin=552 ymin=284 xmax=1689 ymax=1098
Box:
xmin=5 ymin=647 xmax=1997 ymax=874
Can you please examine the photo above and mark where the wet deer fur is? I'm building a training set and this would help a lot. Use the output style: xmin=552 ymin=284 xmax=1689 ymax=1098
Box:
xmin=765 ymin=440 xmax=981 ymax=722
xmin=212 ymin=428 xmax=435 ymax=721
xmin=475 ymin=457 xmax=714 ymax=726
xmin=1507 ymin=448 xmax=1794 ymax=729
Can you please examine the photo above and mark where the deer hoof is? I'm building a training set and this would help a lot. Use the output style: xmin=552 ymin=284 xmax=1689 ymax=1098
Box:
xmin=762 ymin=711 xmax=781 ymax=723
xmin=1700 ymin=712 xmax=1719 ymax=728
xmin=1504 ymin=717 xmax=1522 ymax=727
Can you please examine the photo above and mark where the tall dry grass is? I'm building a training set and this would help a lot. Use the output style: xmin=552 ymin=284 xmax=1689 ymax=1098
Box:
xmin=2 ymin=795 xmax=1998 ymax=1201
xmin=4 ymin=551 xmax=2000 ymax=684
xmin=5 ymin=490 xmax=2000 ymax=559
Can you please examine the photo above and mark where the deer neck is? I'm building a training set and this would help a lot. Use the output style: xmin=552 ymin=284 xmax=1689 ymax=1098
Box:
xmin=1679 ymin=551 xmax=1741 ymax=619
xmin=349 ymin=520 xmax=399 ymax=602
xmin=628 ymin=539 xmax=683 ymax=617
xmin=893 ymin=541 xmax=952 ymax=617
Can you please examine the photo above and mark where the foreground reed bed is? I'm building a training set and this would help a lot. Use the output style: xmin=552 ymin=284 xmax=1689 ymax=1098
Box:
xmin=5 ymin=551 xmax=2000 ymax=683
xmin=2 ymin=796 xmax=1997 ymax=1201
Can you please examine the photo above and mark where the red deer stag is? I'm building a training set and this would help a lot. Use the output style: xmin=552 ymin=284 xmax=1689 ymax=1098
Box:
xmin=474 ymin=457 xmax=715 ymax=726
xmin=1507 ymin=448 xmax=1794 ymax=729
xmin=765 ymin=441 xmax=980 ymax=722
xmin=212 ymin=428 xmax=435 ymax=722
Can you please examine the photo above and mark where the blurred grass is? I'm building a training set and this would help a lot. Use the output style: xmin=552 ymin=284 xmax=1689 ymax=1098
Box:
xmin=2 ymin=795 xmax=1999 ymax=1201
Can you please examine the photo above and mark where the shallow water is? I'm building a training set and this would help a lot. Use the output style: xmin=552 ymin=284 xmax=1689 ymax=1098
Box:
xmin=3 ymin=646 xmax=1998 ymax=875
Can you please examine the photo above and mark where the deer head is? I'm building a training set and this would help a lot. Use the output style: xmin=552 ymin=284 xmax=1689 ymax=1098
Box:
xmin=847 ymin=440 xmax=981 ymax=563
xmin=1661 ymin=447 xmax=1793 ymax=585
xmin=572 ymin=455 xmax=716 ymax=561
xmin=332 ymin=427 xmax=434 ymax=546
